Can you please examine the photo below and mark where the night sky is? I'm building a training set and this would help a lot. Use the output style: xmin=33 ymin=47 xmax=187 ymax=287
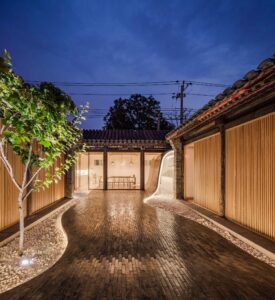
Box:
xmin=1 ymin=0 xmax=274 ymax=128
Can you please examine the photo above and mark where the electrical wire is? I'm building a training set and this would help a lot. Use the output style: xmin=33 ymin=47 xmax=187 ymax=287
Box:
xmin=26 ymin=79 xmax=228 ymax=88
xmin=69 ymin=92 xmax=216 ymax=97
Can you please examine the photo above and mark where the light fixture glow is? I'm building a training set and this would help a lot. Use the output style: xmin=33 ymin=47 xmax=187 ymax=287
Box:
xmin=20 ymin=258 xmax=33 ymax=267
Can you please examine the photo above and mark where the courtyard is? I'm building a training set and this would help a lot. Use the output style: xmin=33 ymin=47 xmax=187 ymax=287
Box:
xmin=1 ymin=191 xmax=275 ymax=300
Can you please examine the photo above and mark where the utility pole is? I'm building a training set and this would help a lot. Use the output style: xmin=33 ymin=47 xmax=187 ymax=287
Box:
xmin=174 ymin=81 xmax=191 ymax=125
xmin=179 ymin=81 xmax=184 ymax=125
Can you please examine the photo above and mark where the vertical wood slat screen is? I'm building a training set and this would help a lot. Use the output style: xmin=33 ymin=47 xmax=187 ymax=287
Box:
xmin=0 ymin=120 xmax=26 ymax=230
xmin=184 ymin=144 xmax=194 ymax=199
xmin=0 ymin=145 xmax=26 ymax=230
xmin=31 ymin=145 xmax=65 ymax=213
xmin=0 ymin=120 xmax=65 ymax=230
xmin=226 ymin=113 xmax=275 ymax=239
xmin=74 ymin=153 xmax=81 ymax=191
xmin=193 ymin=134 xmax=221 ymax=214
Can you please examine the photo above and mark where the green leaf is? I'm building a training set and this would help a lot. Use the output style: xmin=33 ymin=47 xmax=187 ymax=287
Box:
xmin=40 ymin=140 xmax=51 ymax=148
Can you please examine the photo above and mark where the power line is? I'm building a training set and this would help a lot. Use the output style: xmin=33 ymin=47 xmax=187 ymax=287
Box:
xmin=87 ymin=108 xmax=197 ymax=112
xmin=69 ymin=92 xmax=216 ymax=97
xmin=27 ymin=80 xmax=180 ymax=85
xmin=185 ymin=80 xmax=228 ymax=87
xmin=86 ymin=107 xmax=197 ymax=111
xmin=26 ymin=79 xmax=228 ymax=88
xmin=27 ymin=80 xmax=179 ymax=87
xmin=86 ymin=109 xmax=197 ymax=117
xmin=71 ymin=92 xmax=176 ymax=96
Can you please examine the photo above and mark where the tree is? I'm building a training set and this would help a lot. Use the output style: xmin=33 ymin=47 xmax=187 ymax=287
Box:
xmin=104 ymin=94 xmax=175 ymax=130
xmin=0 ymin=51 xmax=88 ymax=255
xmin=38 ymin=82 xmax=77 ymax=113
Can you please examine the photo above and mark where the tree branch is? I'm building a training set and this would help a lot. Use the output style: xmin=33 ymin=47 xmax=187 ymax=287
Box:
xmin=21 ymin=142 xmax=33 ymax=192
xmin=0 ymin=112 xmax=19 ymax=135
xmin=22 ymin=187 xmax=33 ymax=203
xmin=24 ymin=165 xmax=43 ymax=190
xmin=0 ymin=124 xmax=6 ymax=135
xmin=0 ymin=143 xmax=21 ymax=190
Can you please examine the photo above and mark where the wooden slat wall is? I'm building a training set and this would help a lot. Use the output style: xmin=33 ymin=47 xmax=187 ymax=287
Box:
xmin=0 ymin=119 xmax=26 ymax=230
xmin=184 ymin=144 xmax=194 ymax=199
xmin=226 ymin=113 xmax=275 ymax=239
xmin=31 ymin=156 xmax=65 ymax=213
xmin=74 ymin=153 xmax=81 ymax=191
xmin=0 ymin=120 xmax=65 ymax=229
xmin=193 ymin=134 xmax=221 ymax=214
xmin=0 ymin=145 xmax=26 ymax=230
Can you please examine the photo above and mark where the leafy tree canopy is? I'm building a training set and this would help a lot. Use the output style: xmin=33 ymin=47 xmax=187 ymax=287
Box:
xmin=0 ymin=50 xmax=88 ymax=253
xmin=104 ymin=94 xmax=175 ymax=130
xmin=38 ymin=82 xmax=77 ymax=113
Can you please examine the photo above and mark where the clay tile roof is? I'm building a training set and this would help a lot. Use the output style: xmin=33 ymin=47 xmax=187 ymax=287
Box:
xmin=232 ymin=79 xmax=246 ymax=89
xmin=257 ymin=58 xmax=275 ymax=70
xmin=83 ymin=129 xmax=169 ymax=141
xmin=244 ymin=70 xmax=260 ymax=81
xmin=166 ymin=56 xmax=275 ymax=140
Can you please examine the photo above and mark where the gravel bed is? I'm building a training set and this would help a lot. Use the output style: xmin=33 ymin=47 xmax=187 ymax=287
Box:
xmin=145 ymin=197 xmax=275 ymax=268
xmin=0 ymin=200 xmax=77 ymax=294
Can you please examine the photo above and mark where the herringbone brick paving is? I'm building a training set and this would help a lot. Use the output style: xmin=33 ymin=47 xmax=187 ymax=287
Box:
xmin=1 ymin=191 xmax=275 ymax=299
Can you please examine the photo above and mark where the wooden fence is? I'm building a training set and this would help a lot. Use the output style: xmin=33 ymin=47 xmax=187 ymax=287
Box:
xmin=226 ymin=112 xmax=275 ymax=239
xmin=31 ymin=156 xmax=65 ymax=213
xmin=193 ymin=134 xmax=221 ymax=214
xmin=0 ymin=145 xmax=27 ymax=230
xmin=0 ymin=122 xmax=65 ymax=231
xmin=184 ymin=144 xmax=194 ymax=199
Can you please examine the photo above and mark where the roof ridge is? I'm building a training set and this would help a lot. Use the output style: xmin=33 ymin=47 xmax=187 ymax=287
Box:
xmin=167 ymin=56 xmax=274 ymax=140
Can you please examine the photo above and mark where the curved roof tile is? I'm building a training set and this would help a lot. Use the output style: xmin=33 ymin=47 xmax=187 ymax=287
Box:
xmin=83 ymin=129 xmax=169 ymax=141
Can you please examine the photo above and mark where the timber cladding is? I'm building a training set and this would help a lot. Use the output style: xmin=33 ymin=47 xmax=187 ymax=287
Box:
xmin=0 ymin=121 xmax=65 ymax=231
xmin=31 ymin=156 xmax=65 ymax=213
xmin=0 ymin=145 xmax=26 ymax=230
xmin=225 ymin=112 xmax=275 ymax=239
xmin=193 ymin=134 xmax=221 ymax=214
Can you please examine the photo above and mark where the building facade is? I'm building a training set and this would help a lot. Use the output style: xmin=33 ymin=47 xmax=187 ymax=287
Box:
xmin=75 ymin=129 xmax=170 ymax=192
xmin=167 ymin=57 xmax=275 ymax=240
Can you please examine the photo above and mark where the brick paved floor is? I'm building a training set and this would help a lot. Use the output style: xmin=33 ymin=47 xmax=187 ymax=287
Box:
xmin=1 ymin=191 xmax=275 ymax=300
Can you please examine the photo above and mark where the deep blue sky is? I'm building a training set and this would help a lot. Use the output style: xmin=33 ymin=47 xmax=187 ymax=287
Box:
xmin=1 ymin=0 xmax=274 ymax=128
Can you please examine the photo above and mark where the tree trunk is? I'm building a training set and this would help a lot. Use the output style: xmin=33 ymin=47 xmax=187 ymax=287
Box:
xmin=18 ymin=190 xmax=24 ymax=256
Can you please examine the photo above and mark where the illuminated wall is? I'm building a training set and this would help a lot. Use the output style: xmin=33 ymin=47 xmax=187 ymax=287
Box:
xmin=108 ymin=152 xmax=140 ymax=189
xmin=75 ymin=151 xmax=163 ymax=191
xmin=193 ymin=134 xmax=221 ymax=214
xmin=184 ymin=143 xmax=194 ymax=199
xmin=88 ymin=152 xmax=104 ymax=189
xmin=78 ymin=153 xmax=89 ymax=191
xmin=144 ymin=152 xmax=162 ymax=192
xmin=226 ymin=113 xmax=275 ymax=239
xmin=74 ymin=153 xmax=81 ymax=191
xmin=75 ymin=152 xmax=104 ymax=191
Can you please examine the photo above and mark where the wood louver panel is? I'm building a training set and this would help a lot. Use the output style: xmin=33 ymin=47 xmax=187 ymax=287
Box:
xmin=184 ymin=144 xmax=194 ymax=199
xmin=0 ymin=119 xmax=26 ymax=230
xmin=193 ymin=134 xmax=221 ymax=214
xmin=31 ymin=143 xmax=65 ymax=213
xmin=0 ymin=120 xmax=65 ymax=229
xmin=226 ymin=112 xmax=275 ymax=239
xmin=0 ymin=144 xmax=26 ymax=230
